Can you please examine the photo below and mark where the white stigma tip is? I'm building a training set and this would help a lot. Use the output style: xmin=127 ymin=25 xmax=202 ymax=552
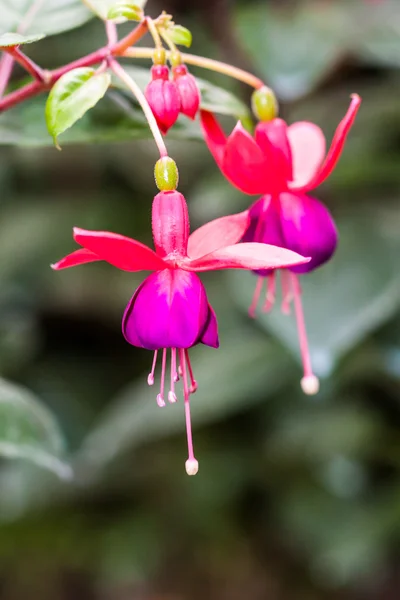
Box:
xmin=189 ymin=381 xmax=198 ymax=394
xmin=185 ymin=459 xmax=199 ymax=476
xmin=301 ymin=375 xmax=320 ymax=395
xmin=156 ymin=393 xmax=166 ymax=407
xmin=147 ymin=374 xmax=154 ymax=386
xmin=168 ymin=391 xmax=177 ymax=403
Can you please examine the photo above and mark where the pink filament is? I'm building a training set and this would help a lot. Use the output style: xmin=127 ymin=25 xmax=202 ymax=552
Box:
xmin=290 ymin=273 xmax=313 ymax=379
xmin=249 ymin=276 xmax=264 ymax=318
xmin=168 ymin=348 xmax=177 ymax=403
xmin=147 ymin=350 xmax=158 ymax=385
xmin=179 ymin=348 xmax=197 ymax=465
xmin=281 ymin=270 xmax=293 ymax=315
xmin=185 ymin=349 xmax=198 ymax=394
xmin=156 ymin=348 xmax=167 ymax=407
xmin=263 ymin=272 xmax=276 ymax=312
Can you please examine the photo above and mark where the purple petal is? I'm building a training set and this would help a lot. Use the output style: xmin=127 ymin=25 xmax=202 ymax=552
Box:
xmin=122 ymin=268 xmax=209 ymax=350
xmin=279 ymin=192 xmax=338 ymax=273
xmin=242 ymin=195 xmax=285 ymax=276
xmin=200 ymin=304 xmax=219 ymax=348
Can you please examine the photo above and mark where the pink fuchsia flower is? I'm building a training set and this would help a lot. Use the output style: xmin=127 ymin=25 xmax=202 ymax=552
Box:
xmin=201 ymin=94 xmax=361 ymax=394
xmin=172 ymin=64 xmax=201 ymax=119
xmin=52 ymin=190 xmax=309 ymax=475
xmin=145 ymin=65 xmax=181 ymax=134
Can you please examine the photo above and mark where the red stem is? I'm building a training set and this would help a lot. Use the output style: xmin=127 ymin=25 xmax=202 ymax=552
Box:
xmin=7 ymin=46 xmax=47 ymax=82
xmin=0 ymin=20 xmax=148 ymax=113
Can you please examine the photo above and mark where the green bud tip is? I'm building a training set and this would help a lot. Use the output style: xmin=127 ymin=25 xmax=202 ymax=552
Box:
xmin=251 ymin=86 xmax=278 ymax=122
xmin=154 ymin=157 xmax=179 ymax=191
xmin=153 ymin=47 xmax=166 ymax=65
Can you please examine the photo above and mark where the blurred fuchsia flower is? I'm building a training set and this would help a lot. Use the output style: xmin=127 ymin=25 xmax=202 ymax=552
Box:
xmin=201 ymin=94 xmax=361 ymax=394
xmin=145 ymin=65 xmax=181 ymax=134
xmin=52 ymin=190 xmax=308 ymax=474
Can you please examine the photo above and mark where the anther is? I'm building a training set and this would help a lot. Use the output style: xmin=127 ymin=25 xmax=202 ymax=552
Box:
xmin=301 ymin=375 xmax=320 ymax=395
xmin=185 ymin=458 xmax=199 ymax=476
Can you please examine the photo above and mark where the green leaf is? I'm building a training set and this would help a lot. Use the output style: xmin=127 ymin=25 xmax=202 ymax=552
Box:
xmin=0 ymin=32 xmax=46 ymax=47
xmin=234 ymin=2 xmax=350 ymax=101
xmin=83 ymin=0 xmax=146 ymax=20
xmin=0 ymin=0 xmax=93 ymax=37
xmin=0 ymin=66 xmax=249 ymax=147
xmin=167 ymin=25 xmax=192 ymax=48
xmin=229 ymin=211 xmax=400 ymax=378
xmin=45 ymin=67 xmax=111 ymax=148
xmin=0 ymin=378 xmax=72 ymax=479
xmin=107 ymin=2 xmax=143 ymax=22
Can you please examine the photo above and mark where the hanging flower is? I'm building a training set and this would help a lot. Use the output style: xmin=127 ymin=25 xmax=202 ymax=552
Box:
xmin=52 ymin=190 xmax=309 ymax=474
xmin=172 ymin=64 xmax=201 ymax=119
xmin=145 ymin=65 xmax=181 ymax=134
xmin=201 ymin=94 xmax=361 ymax=394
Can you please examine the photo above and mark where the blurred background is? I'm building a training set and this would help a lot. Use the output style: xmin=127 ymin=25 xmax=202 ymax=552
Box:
xmin=0 ymin=0 xmax=400 ymax=598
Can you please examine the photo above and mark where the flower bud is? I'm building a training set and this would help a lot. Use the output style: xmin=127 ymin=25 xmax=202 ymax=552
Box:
xmin=251 ymin=86 xmax=278 ymax=122
xmin=173 ymin=64 xmax=201 ymax=120
xmin=154 ymin=156 xmax=179 ymax=191
xmin=145 ymin=65 xmax=181 ymax=134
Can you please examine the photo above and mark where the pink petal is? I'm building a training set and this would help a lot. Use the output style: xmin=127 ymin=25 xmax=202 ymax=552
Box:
xmin=223 ymin=121 xmax=269 ymax=194
xmin=287 ymin=122 xmax=326 ymax=188
xmin=185 ymin=242 xmax=310 ymax=272
xmin=73 ymin=228 xmax=167 ymax=272
xmin=290 ymin=94 xmax=361 ymax=193
xmin=51 ymin=248 xmax=100 ymax=270
xmin=188 ymin=210 xmax=250 ymax=259
xmin=255 ymin=119 xmax=292 ymax=185
xmin=200 ymin=110 xmax=227 ymax=165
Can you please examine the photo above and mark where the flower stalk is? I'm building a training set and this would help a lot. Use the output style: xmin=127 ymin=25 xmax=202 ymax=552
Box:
xmin=109 ymin=59 xmax=168 ymax=158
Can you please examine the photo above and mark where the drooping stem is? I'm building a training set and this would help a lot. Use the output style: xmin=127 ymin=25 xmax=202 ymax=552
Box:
xmin=124 ymin=47 xmax=264 ymax=89
xmin=109 ymin=58 xmax=168 ymax=158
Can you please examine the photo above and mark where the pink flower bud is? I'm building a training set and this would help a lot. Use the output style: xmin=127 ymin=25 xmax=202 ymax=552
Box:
xmin=173 ymin=65 xmax=201 ymax=120
xmin=145 ymin=65 xmax=181 ymax=135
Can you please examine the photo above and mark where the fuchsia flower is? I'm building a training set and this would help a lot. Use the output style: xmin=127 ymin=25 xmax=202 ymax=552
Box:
xmin=145 ymin=65 xmax=181 ymax=134
xmin=52 ymin=191 xmax=309 ymax=474
xmin=201 ymin=94 xmax=361 ymax=394
xmin=172 ymin=64 xmax=201 ymax=119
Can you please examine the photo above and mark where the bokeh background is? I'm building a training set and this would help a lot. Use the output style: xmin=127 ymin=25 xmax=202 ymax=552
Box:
xmin=0 ymin=0 xmax=400 ymax=598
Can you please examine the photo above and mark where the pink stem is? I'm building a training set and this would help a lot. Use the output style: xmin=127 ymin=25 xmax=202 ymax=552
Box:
xmin=0 ymin=21 xmax=148 ymax=113
xmin=6 ymin=47 xmax=47 ymax=82
xmin=0 ymin=53 xmax=15 ymax=98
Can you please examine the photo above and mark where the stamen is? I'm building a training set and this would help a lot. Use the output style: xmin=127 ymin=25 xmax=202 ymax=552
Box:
xmin=168 ymin=348 xmax=177 ymax=403
xmin=185 ymin=349 xmax=198 ymax=394
xmin=147 ymin=350 xmax=158 ymax=386
xmin=290 ymin=273 xmax=320 ymax=395
xmin=281 ymin=270 xmax=293 ymax=315
xmin=156 ymin=348 xmax=167 ymax=407
xmin=179 ymin=348 xmax=198 ymax=476
xmin=262 ymin=272 xmax=276 ymax=312
xmin=249 ymin=276 xmax=264 ymax=318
